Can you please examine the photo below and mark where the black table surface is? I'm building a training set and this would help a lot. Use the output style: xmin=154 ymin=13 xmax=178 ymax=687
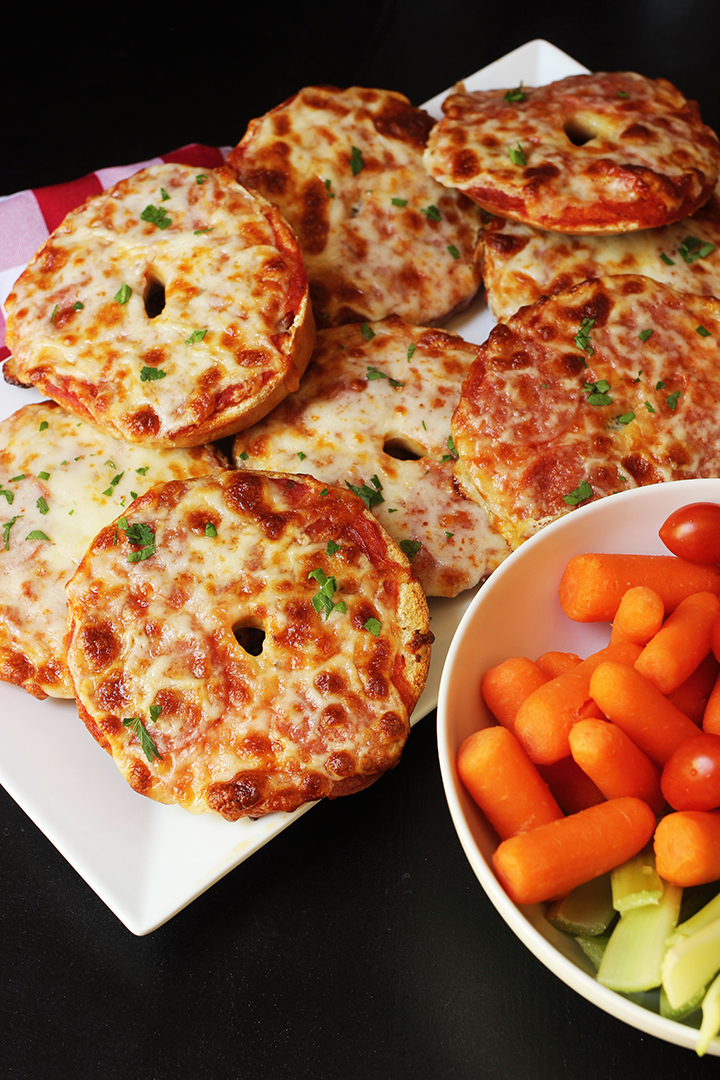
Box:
xmin=4 ymin=5 xmax=720 ymax=1078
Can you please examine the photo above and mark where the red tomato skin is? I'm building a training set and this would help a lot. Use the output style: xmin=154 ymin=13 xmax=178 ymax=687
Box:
xmin=659 ymin=502 xmax=720 ymax=564
xmin=661 ymin=732 xmax=720 ymax=811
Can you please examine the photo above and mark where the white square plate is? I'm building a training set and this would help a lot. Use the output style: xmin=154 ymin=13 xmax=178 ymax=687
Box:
xmin=0 ymin=39 xmax=588 ymax=935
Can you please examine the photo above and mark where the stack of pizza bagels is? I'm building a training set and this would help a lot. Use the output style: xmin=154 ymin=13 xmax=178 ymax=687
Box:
xmin=3 ymin=70 xmax=720 ymax=818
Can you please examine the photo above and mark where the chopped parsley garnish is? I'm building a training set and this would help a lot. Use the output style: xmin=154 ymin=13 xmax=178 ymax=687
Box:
xmin=660 ymin=252 xmax=675 ymax=266
xmin=583 ymin=379 xmax=612 ymax=405
xmin=563 ymin=480 xmax=593 ymax=506
xmin=36 ymin=496 xmax=49 ymax=515
xmin=656 ymin=380 xmax=666 ymax=390
xmin=140 ymin=366 xmax=167 ymax=382
xmin=445 ymin=530 xmax=454 ymax=538
xmin=140 ymin=204 xmax=171 ymax=229
xmin=346 ymin=475 xmax=384 ymax=509
xmin=39 ymin=421 xmax=49 ymax=432
xmin=308 ymin=568 xmax=346 ymax=619
xmin=697 ymin=325 xmax=712 ymax=337
xmin=367 ymin=366 xmax=405 ymax=388
xmin=196 ymin=174 xmax=207 ymax=184
xmin=363 ymin=616 xmax=381 ymax=637
xmin=407 ymin=343 xmax=416 ymax=361
xmin=421 ymin=204 xmax=441 ymax=222
xmin=26 ymin=530 xmax=50 ymax=542
xmin=616 ymin=90 xmax=629 ymax=99
xmin=326 ymin=539 xmax=341 ymax=556
xmin=638 ymin=328 xmax=653 ymax=342
xmin=204 ymin=522 xmax=217 ymax=537
xmin=161 ymin=188 xmax=170 ymax=201
xmin=102 ymin=472 xmax=125 ymax=496
xmin=50 ymin=304 xmax=58 ymax=324
xmin=73 ymin=301 xmax=84 ymax=311
xmin=678 ymin=235 xmax=716 ymax=264
xmin=616 ymin=411 xmax=636 ymax=425
xmin=440 ymin=435 xmax=459 ymax=463
xmin=350 ymin=146 xmax=365 ymax=175
xmin=447 ymin=244 xmax=461 ymax=259
xmin=237 ymin=451 xmax=249 ymax=461
xmin=503 ymin=83 xmax=525 ymax=103
xmin=508 ymin=142 xmax=526 ymax=166
xmin=2 ymin=517 xmax=17 ymax=549
xmin=645 ymin=401 xmax=656 ymax=413
xmin=400 ymin=539 xmax=421 ymax=558
xmin=574 ymin=317 xmax=595 ymax=356
xmin=297 ymin=451 xmax=307 ymax=461
xmin=118 ymin=517 xmax=156 ymax=562
xmin=114 ymin=283 xmax=132 ymax=304
xmin=10 ymin=475 xmax=25 ymax=483
xmin=666 ymin=390 xmax=682 ymax=410
xmin=136 ymin=466 xmax=149 ymax=476
xmin=122 ymin=713 xmax=163 ymax=762
xmin=185 ymin=329 xmax=208 ymax=345
xmin=0 ymin=487 xmax=14 ymax=505
xmin=391 ymin=197 xmax=407 ymax=207
xmin=325 ymin=178 xmax=335 ymax=198
xmin=194 ymin=227 xmax=213 ymax=234
xmin=360 ymin=322 xmax=375 ymax=342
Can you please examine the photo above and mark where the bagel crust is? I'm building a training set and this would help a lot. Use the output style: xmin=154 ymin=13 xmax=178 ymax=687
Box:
xmin=424 ymin=72 xmax=720 ymax=234
xmin=232 ymin=316 xmax=510 ymax=596
xmin=65 ymin=471 xmax=432 ymax=819
xmin=451 ymin=275 xmax=720 ymax=548
xmin=227 ymin=85 xmax=483 ymax=328
xmin=0 ymin=401 xmax=226 ymax=699
xmin=4 ymin=164 xmax=315 ymax=447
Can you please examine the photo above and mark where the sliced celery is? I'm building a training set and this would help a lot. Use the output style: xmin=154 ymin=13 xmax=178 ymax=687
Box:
xmin=546 ymin=873 xmax=615 ymax=936
xmin=611 ymin=847 xmax=663 ymax=913
xmin=598 ymin=881 xmax=683 ymax=993
xmin=576 ymin=930 xmax=611 ymax=972
xmin=667 ymin=888 xmax=720 ymax=948
xmin=662 ymin=915 xmax=720 ymax=1012
xmin=659 ymin=984 xmax=704 ymax=1021
xmin=696 ymin=970 xmax=720 ymax=1057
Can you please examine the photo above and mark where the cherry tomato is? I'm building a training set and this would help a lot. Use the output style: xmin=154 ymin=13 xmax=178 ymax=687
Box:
xmin=658 ymin=502 xmax=720 ymax=563
xmin=661 ymin=732 xmax=720 ymax=811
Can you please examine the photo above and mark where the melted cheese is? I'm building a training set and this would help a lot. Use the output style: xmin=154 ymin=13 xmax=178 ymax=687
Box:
xmin=482 ymin=181 xmax=720 ymax=322
xmin=425 ymin=72 xmax=719 ymax=233
xmin=452 ymin=275 xmax=720 ymax=547
xmin=228 ymin=86 xmax=482 ymax=328
xmin=233 ymin=317 xmax=509 ymax=596
xmin=0 ymin=401 xmax=224 ymax=698
xmin=4 ymin=164 xmax=314 ymax=446
xmin=65 ymin=471 xmax=432 ymax=819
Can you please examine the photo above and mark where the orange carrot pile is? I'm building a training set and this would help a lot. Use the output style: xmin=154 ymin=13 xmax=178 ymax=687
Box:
xmin=654 ymin=810 xmax=720 ymax=887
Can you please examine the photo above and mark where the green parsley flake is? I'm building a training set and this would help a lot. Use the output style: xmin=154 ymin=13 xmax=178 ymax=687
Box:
xmin=660 ymin=252 xmax=675 ymax=266
xmin=360 ymin=322 xmax=375 ymax=342
xmin=678 ymin=235 xmax=716 ymax=264
xmin=50 ymin=304 xmax=58 ymax=324
xmin=308 ymin=568 xmax=344 ymax=619
xmin=0 ymin=487 xmax=14 ymax=505
xmin=363 ymin=616 xmax=381 ymax=637
xmin=367 ymin=366 xmax=404 ymax=388
xmin=503 ymin=83 xmax=525 ymax=103
xmin=350 ymin=146 xmax=365 ymax=176
xmin=400 ymin=539 xmax=421 ymax=558
xmin=575 ymin=317 xmax=595 ymax=356
xmin=120 ymin=520 xmax=156 ymax=562
xmin=38 ymin=471 xmax=50 ymax=481
xmin=645 ymin=401 xmax=656 ymax=413
xmin=194 ymin=227 xmax=213 ymax=234
xmin=36 ymin=496 xmax=49 ymax=515
xmin=140 ymin=366 xmax=167 ymax=382
xmin=638 ymin=329 xmax=653 ymax=342
xmin=447 ymin=244 xmax=460 ymax=259
xmin=584 ymin=379 xmax=612 ymax=406
xmin=616 ymin=411 xmax=636 ymax=425
xmin=617 ymin=90 xmax=629 ymax=99
xmin=185 ymin=329 xmax=208 ymax=345
xmin=26 ymin=530 xmax=50 ymax=542
xmin=391 ymin=197 xmax=407 ymax=207
xmin=204 ymin=523 xmax=217 ymax=538
xmin=563 ymin=480 xmax=593 ymax=506
xmin=697 ymin=325 xmax=712 ymax=337
xmin=666 ymin=390 xmax=682 ymax=410
xmin=325 ymin=179 xmax=335 ymax=198
xmin=161 ymin=188 xmax=170 ymax=201
xmin=237 ymin=451 xmax=249 ymax=461
xmin=10 ymin=475 xmax=25 ymax=483
xmin=421 ymin=205 xmax=441 ymax=222
xmin=326 ymin=539 xmax=341 ymax=556
xmin=656 ymin=380 xmax=666 ymax=390
xmin=297 ymin=451 xmax=307 ymax=461
xmin=114 ymin=283 xmax=132 ymax=304
xmin=135 ymin=466 xmax=149 ymax=476
xmin=508 ymin=142 xmax=526 ymax=166
xmin=407 ymin=343 xmax=416 ymax=361
xmin=73 ymin=301 xmax=84 ymax=311
xmin=122 ymin=715 xmax=163 ymax=762
xmin=196 ymin=174 xmax=207 ymax=184
xmin=2 ymin=516 xmax=17 ymax=549
xmin=140 ymin=204 xmax=171 ymax=229
xmin=346 ymin=476 xmax=384 ymax=509
xmin=440 ymin=435 xmax=459 ymax=463
xmin=445 ymin=531 xmax=454 ymax=538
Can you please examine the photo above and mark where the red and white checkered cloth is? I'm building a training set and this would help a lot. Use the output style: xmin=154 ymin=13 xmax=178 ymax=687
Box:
xmin=0 ymin=143 xmax=228 ymax=365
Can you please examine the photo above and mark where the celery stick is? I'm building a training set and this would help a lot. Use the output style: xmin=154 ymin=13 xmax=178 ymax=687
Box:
xmin=576 ymin=930 xmax=611 ymax=972
xmin=667 ymin=887 xmax=720 ymax=948
xmin=662 ymin=915 xmax=720 ymax=1012
xmin=696 ymin=970 xmax=720 ymax=1057
xmin=611 ymin=847 xmax=663 ymax=913
xmin=659 ymin=984 xmax=704 ymax=1021
xmin=546 ymin=874 xmax=615 ymax=936
xmin=598 ymin=881 xmax=683 ymax=993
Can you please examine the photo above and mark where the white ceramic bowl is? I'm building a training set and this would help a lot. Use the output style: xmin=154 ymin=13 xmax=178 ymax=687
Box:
xmin=437 ymin=478 xmax=720 ymax=1055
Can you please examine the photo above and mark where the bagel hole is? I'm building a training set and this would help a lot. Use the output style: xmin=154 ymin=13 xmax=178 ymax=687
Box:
xmin=233 ymin=623 xmax=266 ymax=656
xmin=563 ymin=118 xmax=598 ymax=147
xmin=143 ymin=273 xmax=166 ymax=319
xmin=383 ymin=436 xmax=426 ymax=461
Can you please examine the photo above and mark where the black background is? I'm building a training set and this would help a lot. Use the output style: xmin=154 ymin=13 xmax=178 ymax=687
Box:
xmin=4 ymin=4 xmax=720 ymax=1078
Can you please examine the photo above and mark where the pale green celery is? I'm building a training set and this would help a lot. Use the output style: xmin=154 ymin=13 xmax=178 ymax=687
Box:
xmin=576 ymin=930 xmax=611 ymax=972
xmin=598 ymin=881 xmax=683 ymax=993
xmin=661 ymin=915 xmax=720 ymax=1012
xmin=546 ymin=873 xmax=615 ymax=936
xmin=659 ymin=984 xmax=705 ymax=1021
xmin=696 ymin=970 xmax=720 ymax=1057
xmin=611 ymin=847 xmax=663 ymax=913
xmin=667 ymin=887 xmax=720 ymax=948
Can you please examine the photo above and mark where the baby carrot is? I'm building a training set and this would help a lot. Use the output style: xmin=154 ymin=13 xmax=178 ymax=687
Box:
xmin=568 ymin=718 xmax=665 ymax=816
xmin=558 ymin=553 xmax=720 ymax=623
xmin=480 ymin=656 xmax=548 ymax=733
xmin=703 ymin=668 xmax=720 ymax=735
xmin=457 ymin=726 xmax=563 ymax=840
xmin=589 ymin=660 xmax=700 ymax=766
xmin=535 ymin=651 xmax=582 ymax=678
xmin=609 ymin=585 xmax=664 ymax=645
xmin=635 ymin=591 xmax=720 ymax=695
xmin=537 ymin=756 xmax=605 ymax=814
xmin=514 ymin=640 xmax=642 ymax=765
xmin=654 ymin=810 xmax=720 ymax=887
xmin=668 ymin=651 xmax=718 ymax=723
xmin=493 ymin=796 xmax=657 ymax=906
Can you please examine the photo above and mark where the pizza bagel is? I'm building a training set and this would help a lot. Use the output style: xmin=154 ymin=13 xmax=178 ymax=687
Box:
xmin=4 ymin=163 xmax=315 ymax=447
xmin=232 ymin=316 xmax=510 ymax=597
xmin=227 ymin=85 xmax=483 ymax=329
xmin=451 ymin=274 xmax=720 ymax=548
xmin=65 ymin=470 xmax=433 ymax=819
xmin=0 ymin=400 xmax=226 ymax=699
xmin=424 ymin=72 xmax=720 ymax=233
